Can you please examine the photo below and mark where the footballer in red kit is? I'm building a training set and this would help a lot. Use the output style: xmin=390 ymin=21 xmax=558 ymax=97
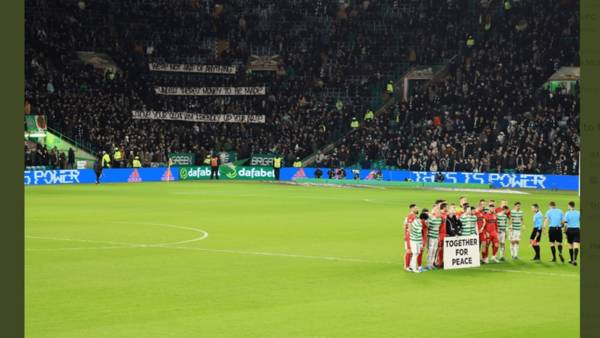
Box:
xmin=475 ymin=206 xmax=486 ymax=248
xmin=435 ymin=202 xmax=448 ymax=268
xmin=482 ymin=206 xmax=500 ymax=263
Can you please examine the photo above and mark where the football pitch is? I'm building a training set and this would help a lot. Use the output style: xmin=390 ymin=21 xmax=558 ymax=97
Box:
xmin=25 ymin=181 xmax=580 ymax=338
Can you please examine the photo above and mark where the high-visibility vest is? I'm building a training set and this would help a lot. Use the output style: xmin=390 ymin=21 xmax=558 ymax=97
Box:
xmin=132 ymin=159 xmax=142 ymax=168
xmin=204 ymin=156 xmax=211 ymax=165
xmin=114 ymin=150 xmax=122 ymax=160
xmin=466 ymin=37 xmax=475 ymax=47
xmin=273 ymin=157 xmax=282 ymax=168
xmin=504 ymin=0 xmax=511 ymax=11
xmin=101 ymin=154 xmax=111 ymax=167
xmin=211 ymin=157 xmax=218 ymax=166
xmin=293 ymin=161 xmax=302 ymax=168
xmin=364 ymin=110 xmax=374 ymax=120
xmin=386 ymin=83 xmax=394 ymax=93
xmin=350 ymin=120 xmax=359 ymax=129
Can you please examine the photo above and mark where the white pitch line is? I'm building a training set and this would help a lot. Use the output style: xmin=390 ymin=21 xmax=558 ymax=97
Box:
xmin=24 ymin=240 xmax=579 ymax=278
xmin=26 ymin=235 xmax=137 ymax=247
xmin=170 ymin=191 xmax=382 ymax=203
xmin=26 ymin=245 xmax=139 ymax=252
xmin=429 ymin=187 xmax=529 ymax=195
xmin=482 ymin=267 xmax=579 ymax=278
xmin=25 ymin=226 xmax=577 ymax=278
xmin=110 ymin=221 xmax=209 ymax=246
xmin=26 ymin=222 xmax=209 ymax=251
xmin=164 ymin=245 xmax=397 ymax=265
xmin=163 ymin=245 xmax=579 ymax=278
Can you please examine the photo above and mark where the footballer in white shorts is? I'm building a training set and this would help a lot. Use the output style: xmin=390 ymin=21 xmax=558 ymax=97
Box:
xmin=510 ymin=230 xmax=521 ymax=241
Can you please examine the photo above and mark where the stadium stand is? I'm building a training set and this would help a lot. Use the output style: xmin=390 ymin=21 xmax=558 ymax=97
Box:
xmin=333 ymin=0 xmax=580 ymax=174
xmin=25 ymin=0 xmax=579 ymax=174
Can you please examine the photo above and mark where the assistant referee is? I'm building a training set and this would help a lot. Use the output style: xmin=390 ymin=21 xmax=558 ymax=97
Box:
xmin=563 ymin=201 xmax=581 ymax=266
xmin=530 ymin=204 xmax=543 ymax=261
xmin=544 ymin=201 xmax=565 ymax=263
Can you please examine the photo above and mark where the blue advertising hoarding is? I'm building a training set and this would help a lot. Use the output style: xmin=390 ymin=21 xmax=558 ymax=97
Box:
xmin=279 ymin=168 xmax=579 ymax=191
xmin=24 ymin=167 xmax=178 ymax=185
xmin=23 ymin=166 xmax=578 ymax=190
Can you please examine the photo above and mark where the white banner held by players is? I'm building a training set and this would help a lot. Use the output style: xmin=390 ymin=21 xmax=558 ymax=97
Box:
xmin=148 ymin=63 xmax=237 ymax=74
xmin=154 ymin=86 xmax=266 ymax=96
xmin=443 ymin=235 xmax=480 ymax=270
xmin=131 ymin=110 xmax=266 ymax=124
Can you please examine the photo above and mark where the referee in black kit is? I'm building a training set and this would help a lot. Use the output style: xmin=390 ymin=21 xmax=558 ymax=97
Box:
xmin=544 ymin=201 xmax=565 ymax=262
xmin=563 ymin=201 xmax=581 ymax=265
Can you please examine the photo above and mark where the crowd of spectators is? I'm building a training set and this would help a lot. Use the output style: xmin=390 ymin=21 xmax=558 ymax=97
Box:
xmin=25 ymin=0 xmax=470 ymax=164
xmin=24 ymin=0 xmax=580 ymax=174
xmin=331 ymin=0 xmax=580 ymax=175
xmin=25 ymin=142 xmax=76 ymax=169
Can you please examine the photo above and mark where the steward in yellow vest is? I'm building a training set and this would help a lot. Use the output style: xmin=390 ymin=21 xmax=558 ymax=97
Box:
xmin=364 ymin=110 xmax=374 ymax=121
xmin=350 ymin=117 xmax=359 ymax=129
xmin=113 ymin=148 xmax=122 ymax=168
xmin=273 ymin=157 xmax=283 ymax=180
xmin=466 ymin=35 xmax=475 ymax=48
xmin=292 ymin=158 xmax=302 ymax=168
xmin=101 ymin=152 xmax=111 ymax=168
xmin=132 ymin=156 xmax=142 ymax=168
xmin=386 ymin=81 xmax=394 ymax=94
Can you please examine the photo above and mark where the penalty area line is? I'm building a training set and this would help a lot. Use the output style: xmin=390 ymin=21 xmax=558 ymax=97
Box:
xmin=162 ymin=245 xmax=578 ymax=278
xmin=24 ymin=236 xmax=578 ymax=278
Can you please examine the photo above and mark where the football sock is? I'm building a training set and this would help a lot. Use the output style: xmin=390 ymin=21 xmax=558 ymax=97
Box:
xmin=533 ymin=245 xmax=540 ymax=258
xmin=558 ymin=245 xmax=563 ymax=255
xmin=551 ymin=246 xmax=556 ymax=259
xmin=436 ymin=247 xmax=444 ymax=266
xmin=569 ymin=249 xmax=573 ymax=261
xmin=574 ymin=248 xmax=579 ymax=261
xmin=492 ymin=245 xmax=498 ymax=256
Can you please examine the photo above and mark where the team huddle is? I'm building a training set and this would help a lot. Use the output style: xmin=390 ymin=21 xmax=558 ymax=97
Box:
xmin=403 ymin=198 xmax=581 ymax=273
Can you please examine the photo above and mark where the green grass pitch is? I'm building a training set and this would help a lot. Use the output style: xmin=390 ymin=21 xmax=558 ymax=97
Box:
xmin=25 ymin=182 xmax=580 ymax=338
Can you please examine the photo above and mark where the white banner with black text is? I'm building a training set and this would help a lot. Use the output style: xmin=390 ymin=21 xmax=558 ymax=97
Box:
xmin=443 ymin=235 xmax=481 ymax=270
xmin=131 ymin=110 xmax=266 ymax=124
xmin=154 ymin=86 xmax=266 ymax=96
xmin=148 ymin=63 xmax=237 ymax=74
